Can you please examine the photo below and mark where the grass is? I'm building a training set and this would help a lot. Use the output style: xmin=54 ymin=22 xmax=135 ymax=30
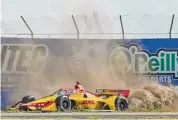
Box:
xmin=2 ymin=107 xmax=178 ymax=113
xmin=1 ymin=107 xmax=178 ymax=120
xmin=127 ymin=106 xmax=178 ymax=112
xmin=1 ymin=116 xmax=178 ymax=120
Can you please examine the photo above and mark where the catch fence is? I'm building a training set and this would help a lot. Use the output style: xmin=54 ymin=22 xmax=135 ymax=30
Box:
xmin=1 ymin=14 xmax=178 ymax=39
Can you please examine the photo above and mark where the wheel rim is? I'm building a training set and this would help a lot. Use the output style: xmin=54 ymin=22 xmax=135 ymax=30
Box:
xmin=61 ymin=98 xmax=71 ymax=110
xmin=117 ymin=100 xmax=127 ymax=111
xmin=119 ymin=102 xmax=125 ymax=110
xmin=62 ymin=100 xmax=69 ymax=109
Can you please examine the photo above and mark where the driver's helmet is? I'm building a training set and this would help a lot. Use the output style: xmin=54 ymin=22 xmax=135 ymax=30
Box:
xmin=76 ymin=81 xmax=80 ymax=85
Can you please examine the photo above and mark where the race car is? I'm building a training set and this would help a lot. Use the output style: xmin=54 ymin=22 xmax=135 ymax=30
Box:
xmin=8 ymin=88 xmax=130 ymax=112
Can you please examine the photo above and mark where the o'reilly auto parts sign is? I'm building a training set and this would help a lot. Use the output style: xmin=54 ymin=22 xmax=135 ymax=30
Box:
xmin=108 ymin=43 xmax=178 ymax=84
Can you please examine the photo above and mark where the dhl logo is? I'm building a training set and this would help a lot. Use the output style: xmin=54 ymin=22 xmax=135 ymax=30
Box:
xmin=82 ymin=100 xmax=94 ymax=104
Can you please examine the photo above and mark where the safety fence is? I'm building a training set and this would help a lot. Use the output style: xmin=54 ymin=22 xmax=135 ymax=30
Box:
xmin=1 ymin=14 xmax=178 ymax=39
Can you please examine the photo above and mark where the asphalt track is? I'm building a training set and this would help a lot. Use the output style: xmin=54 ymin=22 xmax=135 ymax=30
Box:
xmin=1 ymin=112 xmax=178 ymax=118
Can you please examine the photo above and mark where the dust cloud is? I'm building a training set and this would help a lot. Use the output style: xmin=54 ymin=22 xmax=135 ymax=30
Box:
xmin=10 ymin=36 xmax=178 ymax=111
xmin=128 ymin=83 xmax=178 ymax=111
xmin=8 ymin=6 xmax=178 ymax=111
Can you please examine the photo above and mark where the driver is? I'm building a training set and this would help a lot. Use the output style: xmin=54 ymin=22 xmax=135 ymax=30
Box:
xmin=74 ymin=81 xmax=85 ymax=92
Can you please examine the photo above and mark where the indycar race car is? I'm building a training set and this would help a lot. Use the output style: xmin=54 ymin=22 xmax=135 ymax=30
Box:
xmin=8 ymin=88 xmax=130 ymax=112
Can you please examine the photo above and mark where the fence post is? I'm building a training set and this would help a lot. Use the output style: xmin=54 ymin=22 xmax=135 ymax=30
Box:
xmin=169 ymin=14 xmax=175 ymax=39
xmin=119 ymin=15 xmax=125 ymax=40
xmin=20 ymin=15 xmax=33 ymax=38
xmin=72 ymin=15 xmax=80 ymax=39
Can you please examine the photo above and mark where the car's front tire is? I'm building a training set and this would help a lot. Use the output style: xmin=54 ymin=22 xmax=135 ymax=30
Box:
xmin=22 ymin=95 xmax=35 ymax=103
xmin=19 ymin=95 xmax=35 ymax=111
xmin=55 ymin=96 xmax=72 ymax=112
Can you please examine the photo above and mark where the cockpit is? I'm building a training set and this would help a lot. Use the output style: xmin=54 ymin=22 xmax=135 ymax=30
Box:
xmin=55 ymin=89 xmax=74 ymax=96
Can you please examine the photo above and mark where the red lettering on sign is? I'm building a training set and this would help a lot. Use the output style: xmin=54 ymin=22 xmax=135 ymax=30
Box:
xmin=82 ymin=100 xmax=94 ymax=104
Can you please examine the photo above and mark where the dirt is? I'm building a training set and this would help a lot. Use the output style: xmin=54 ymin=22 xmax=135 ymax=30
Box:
xmin=128 ymin=83 xmax=178 ymax=111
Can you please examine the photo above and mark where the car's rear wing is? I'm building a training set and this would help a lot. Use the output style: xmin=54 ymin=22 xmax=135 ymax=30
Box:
xmin=95 ymin=89 xmax=130 ymax=98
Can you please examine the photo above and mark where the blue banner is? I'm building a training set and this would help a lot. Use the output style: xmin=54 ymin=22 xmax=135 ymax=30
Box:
xmin=107 ymin=39 xmax=178 ymax=86
xmin=1 ymin=37 xmax=178 ymax=110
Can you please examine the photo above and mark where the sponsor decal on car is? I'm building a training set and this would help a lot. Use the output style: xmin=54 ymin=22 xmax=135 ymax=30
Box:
xmin=82 ymin=100 xmax=94 ymax=104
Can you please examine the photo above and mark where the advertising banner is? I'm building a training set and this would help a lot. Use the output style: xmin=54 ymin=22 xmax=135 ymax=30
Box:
xmin=107 ymin=39 xmax=178 ymax=86
xmin=1 ymin=37 xmax=178 ymax=110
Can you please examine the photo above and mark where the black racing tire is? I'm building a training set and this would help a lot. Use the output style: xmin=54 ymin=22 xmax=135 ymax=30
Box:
xmin=19 ymin=106 xmax=29 ymax=111
xmin=22 ymin=95 xmax=35 ymax=103
xmin=55 ymin=96 xmax=72 ymax=112
xmin=71 ymin=100 xmax=76 ymax=110
xmin=19 ymin=95 xmax=35 ymax=111
xmin=115 ymin=97 xmax=128 ymax=111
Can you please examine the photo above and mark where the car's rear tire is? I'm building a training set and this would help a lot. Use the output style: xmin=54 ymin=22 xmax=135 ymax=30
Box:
xmin=115 ymin=97 xmax=128 ymax=111
xmin=55 ymin=96 xmax=72 ymax=112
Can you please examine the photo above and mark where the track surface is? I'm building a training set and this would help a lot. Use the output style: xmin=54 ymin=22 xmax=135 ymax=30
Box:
xmin=1 ymin=112 xmax=178 ymax=118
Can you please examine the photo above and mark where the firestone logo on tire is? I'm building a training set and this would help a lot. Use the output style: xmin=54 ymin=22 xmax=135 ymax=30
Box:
xmin=108 ymin=44 xmax=178 ymax=83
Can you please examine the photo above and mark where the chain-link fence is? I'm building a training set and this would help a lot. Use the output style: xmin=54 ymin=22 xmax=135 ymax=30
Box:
xmin=1 ymin=14 xmax=178 ymax=39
